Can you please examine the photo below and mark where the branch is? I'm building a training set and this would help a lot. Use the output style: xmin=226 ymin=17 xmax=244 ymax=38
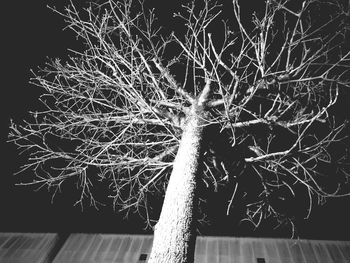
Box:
xmin=152 ymin=58 xmax=195 ymax=103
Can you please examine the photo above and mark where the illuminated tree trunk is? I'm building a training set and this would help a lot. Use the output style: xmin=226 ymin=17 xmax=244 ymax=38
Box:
xmin=148 ymin=88 xmax=210 ymax=263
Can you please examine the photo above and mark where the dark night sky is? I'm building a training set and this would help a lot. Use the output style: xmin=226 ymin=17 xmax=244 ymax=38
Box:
xmin=1 ymin=0 xmax=350 ymax=241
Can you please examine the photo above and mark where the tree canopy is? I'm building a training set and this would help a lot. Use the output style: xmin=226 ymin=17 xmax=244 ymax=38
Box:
xmin=9 ymin=0 xmax=350 ymax=234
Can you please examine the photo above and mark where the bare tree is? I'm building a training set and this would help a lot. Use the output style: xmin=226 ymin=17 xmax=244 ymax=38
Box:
xmin=9 ymin=0 xmax=350 ymax=262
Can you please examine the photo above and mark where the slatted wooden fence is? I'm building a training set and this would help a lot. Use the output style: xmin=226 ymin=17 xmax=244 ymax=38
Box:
xmin=1 ymin=232 xmax=349 ymax=262
xmin=52 ymin=234 xmax=350 ymax=263
xmin=0 ymin=232 xmax=58 ymax=263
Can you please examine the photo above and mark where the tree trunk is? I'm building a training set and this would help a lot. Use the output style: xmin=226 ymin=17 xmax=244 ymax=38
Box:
xmin=147 ymin=100 xmax=207 ymax=263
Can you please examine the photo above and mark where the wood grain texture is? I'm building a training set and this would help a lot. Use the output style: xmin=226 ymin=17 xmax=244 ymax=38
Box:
xmin=1 ymin=233 xmax=349 ymax=263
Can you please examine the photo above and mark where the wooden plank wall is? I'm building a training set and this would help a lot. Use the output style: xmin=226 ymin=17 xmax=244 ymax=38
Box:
xmin=53 ymin=234 xmax=153 ymax=263
xmin=0 ymin=232 xmax=58 ymax=263
xmin=0 ymin=232 xmax=348 ymax=263
xmin=195 ymin=236 xmax=350 ymax=263
xmin=52 ymin=234 xmax=350 ymax=263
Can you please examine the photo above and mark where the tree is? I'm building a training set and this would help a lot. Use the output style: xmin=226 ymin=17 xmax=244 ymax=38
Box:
xmin=8 ymin=0 xmax=350 ymax=262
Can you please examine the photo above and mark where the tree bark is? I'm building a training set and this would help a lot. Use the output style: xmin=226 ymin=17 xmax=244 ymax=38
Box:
xmin=147 ymin=100 xmax=207 ymax=263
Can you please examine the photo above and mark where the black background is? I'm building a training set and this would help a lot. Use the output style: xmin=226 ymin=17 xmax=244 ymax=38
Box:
xmin=1 ymin=0 xmax=349 ymax=240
